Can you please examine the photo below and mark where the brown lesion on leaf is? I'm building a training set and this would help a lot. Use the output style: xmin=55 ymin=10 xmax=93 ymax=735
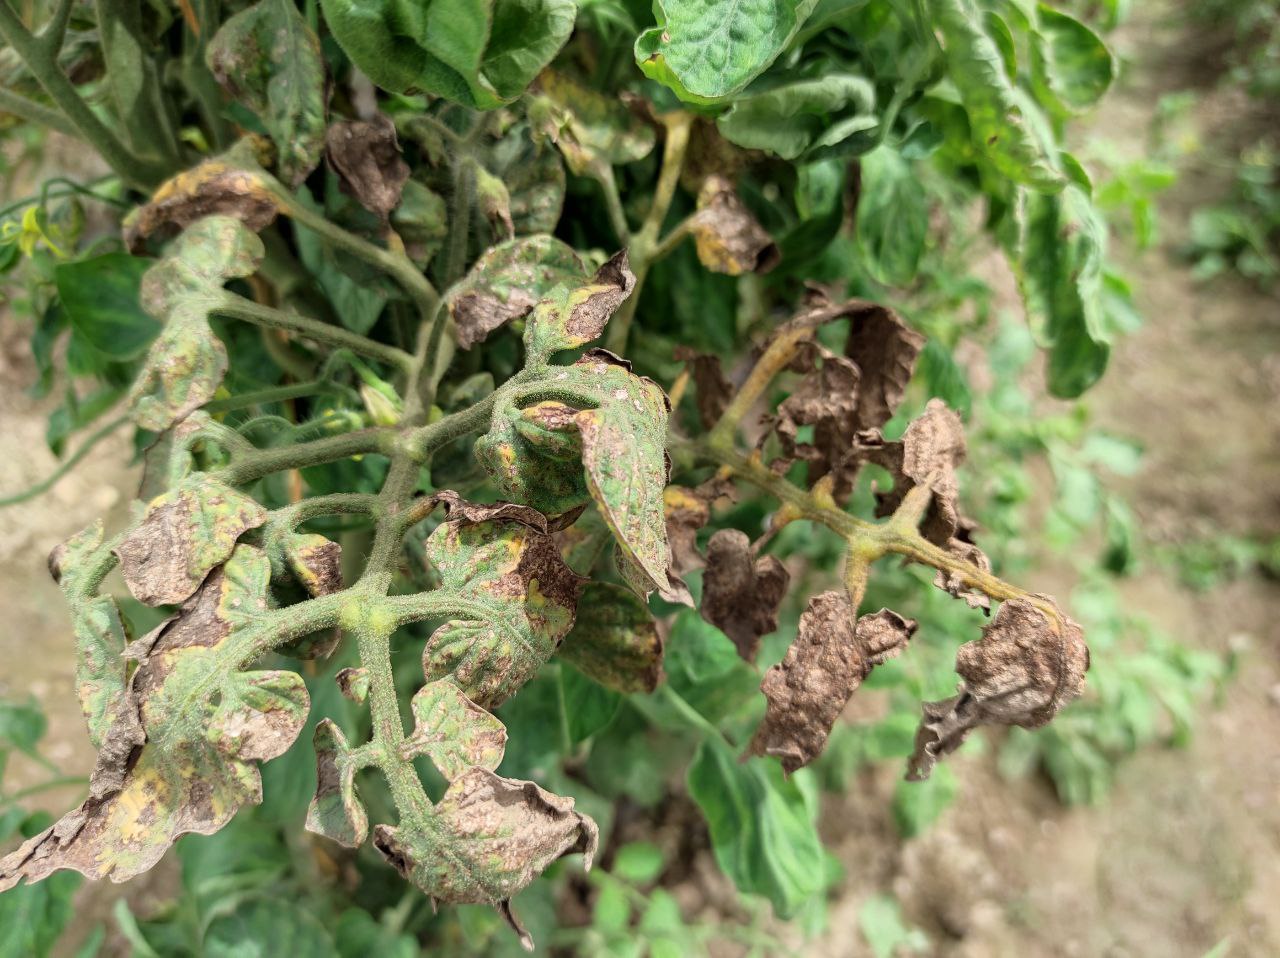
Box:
xmin=325 ymin=113 xmax=410 ymax=220
xmin=673 ymin=346 xmax=733 ymax=431
xmin=562 ymin=250 xmax=636 ymax=345
xmin=689 ymin=174 xmax=780 ymax=275
xmin=700 ymin=528 xmax=790 ymax=662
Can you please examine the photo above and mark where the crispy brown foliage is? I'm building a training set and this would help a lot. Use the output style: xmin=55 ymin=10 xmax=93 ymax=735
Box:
xmin=843 ymin=302 xmax=926 ymax=432
xmin=563 ymin=250 xmax=636 ymax=344
xmin=700 ymin=528 xmax=790 ymax=662
xmin=673 ymin=346 xmax=733 ymax=430
xmin=907 ymin=597 xmax=1089 ymax=781
xmin=933 ymin=519 xmax=992 ymax=612
xmin=124 ymin=160 xmax=279 ymax=250
xmin=748 ymin=594 xmax=917 ymax=773
xmin=325 ymin=114 xmax=410 ymax=218
xmin=425 ymin=488 xmax=554 ymax=533
xmin=775 ymin=348 xmax=862 ymax=502
xmin=689 ymin=175 xmax=780 ymax=276
xmin=663 ymin=475 xmax=734 ymax=575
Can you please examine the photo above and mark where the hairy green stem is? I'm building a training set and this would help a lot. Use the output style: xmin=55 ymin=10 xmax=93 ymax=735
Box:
xmin=203 ymin=380 xmax=345 ymax=415
xmin=218 ymin=428 xmax=395 ymax=486
xmin=594 ymin=161 xmax=631 ymax=245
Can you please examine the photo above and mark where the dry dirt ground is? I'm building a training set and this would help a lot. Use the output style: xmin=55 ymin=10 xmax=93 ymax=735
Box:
xmin=1 ymin=3 xmax=1278 ymax=957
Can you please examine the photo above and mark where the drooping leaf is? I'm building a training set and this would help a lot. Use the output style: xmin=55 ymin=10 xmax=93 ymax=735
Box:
xmin=700 ymin=529 xmax=790 ymax=662
xmin=207 ymin=0 xmax=328 ymax=186
xmin=663 ymin=475 xmax=734 ymax=575
xmin=0 ymin=545 xmax=310 ymax=891
xmin=319 ymin=0 xmax=576 ymax=109
xmin=128 ymin=215 xmax=266 ymax=431
xmin=305 ymin=719 xmax=367 ymax=847
xmin=772 ymin=347 xmax=862 ymax=502
xmin=635 ymin=0 xmax=821 ymax=106
xmin=716 ymin=73 xmax=877 ymax=161
xmin=558 ymin=582 xmax=663 ymax=693
xmin=400 ymin=679 xmax=507 ymax=779
xmin=932 ymin=520 xmax=992 ymax=612
xmin=534 ymin=69 xmax=656 ymax=175
xmin=856 ymin=147 xmax=927 ymax=286
xmin=521 ymin=251 xmax=635 ymax=361
xmin=421 ymin=502 xmax=584 ymax=708
xmin=672 ymin=347 xmax=733 ymax=431
xmin=907 ymin=596 xmax=1089 ymax=780
xmin=1031 ymin=5 xmax=1115 ymax=113
xmin=689 ymin=175 xmax=780 ymax=276
xmin=326 ymin=114 xmax=410 ymax=219
xmin=748 ymin=596 xmax=916 ymax=773
xmin=54 ymin=253 xmax=159 ymax=362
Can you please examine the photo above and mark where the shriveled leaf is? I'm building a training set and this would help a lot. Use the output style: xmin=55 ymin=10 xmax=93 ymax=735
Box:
xmin=0 ymin=545 xmax=309 ymax=890
xmin=689 ymin=175 xmax=779 ymax=276
xmin=635 ymin=0 xmax=821 ymax=106
xmin=422 ymin=503 xmax=584 ymax=708
xmin=305 ymin=719 xmax=367 ymax=847
xmin=474 ymin=163 xmax=515 ymax=239
xmin=907 ymin=596 xmax=1088 ymax=780
xmin=774 ymin=348 xmax=861 ymax=502
xmin=717 ymin=73 xmax=877 ymax=161
xmin=663 ymin=475 xmax=734 ymax=575
xmin=129 ymin=215 xmax=266 ymax=431
xmin=534 ymin=68 xmax=656 ymax=174
xmin=373 ymin=769 xmax=597 ymax=944
xmin=843 ymin=300 xmax=926 ymax=432
xmin=424 ymin=488 xmax=560 ymax=533
xmin=207 ymin=0 xmax=328 ymax=186
xmin=114 ymin=472 xmax=267 ymax=606
xmin=335 ymin=667 xmax=369 ymax=704
xmin=933 ymin=521 xmax=991 ymax=612
xmin=326 ymin=114 xmax=410 ymax=219
xmin=701 ymin=529 xmax=790 ymax=662
xmin=673 ymin=346 xmax=733 ymax=431
xmin=281 ymin=532 xmax=343 ymax=597
xmin=400 ymin=679 xmax=507 ymax=779
xmin=748 ymin=595 xmax=916 ymax=773
xmin=447 ymin=235 xmax=586 ymax=350
xmin=522 ymin=251 xmax=635 ymax=360
xmin=124 ymin=155 xmax=279 ymax=250
xmin=320 ymin=0 xmax=575 ymax=109
xmin=558 ymin=582 xmax=663 ymax=694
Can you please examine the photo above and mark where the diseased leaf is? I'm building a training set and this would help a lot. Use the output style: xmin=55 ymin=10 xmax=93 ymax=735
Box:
xmin=700 ymin=529 xmax=790 ymax=662
xmin=54 ymin=253 xmax=159 ymax=362
xmin=558 ymin=582 xmax=663 ymax=693
xmin=373 ymin=769 xmax=597 ymax=946
xmin=773 ymin=347 xmax=861 ymax=502
xmin=522 ymin=251 xmax=635 ymax=360
xmin=635 ymin=0 xmax=821 ymax=106
xmin=207 ymin=0 xmax=328 ymax=186
xmin=747 ymin=594 xmax=916 ymax=773
xmin=281 ymin=532 xmax=343 ymax=597
xmin=319 ymin=0 xmax=575 ymax=109
xmin=933 ymin=520 xmax=991 ymax=612
xmin=663 ymin=476 xmax=734 ymax=575
xmin=129 ymin=215 xmax=266 ymax=431
xmin=843 ymin=300 xmax=926 ymax=432
xmin=335 ymin=667 xmax=369 ymax=704
xmin=326 ymin=114 xmax=410 ymax=219
xmin=716 ymin=73 xmax=877 ymax=161
xmin=673 ymin=347 xmax=733 ymax=431
xmin=689 ymin=175 xmax=779 ymax=276
xmin=534 ymin=69 xmax=656 ymax=175
xmin=907 ymin=596 xmax=1088 ymax=780
xmin=422 ymin=501 xmax=584 ymax=708
xmin=447 ymin=235 xmax=586 ymax=350
xmin=305 ymin=719 xmax=367 ymax=847
xmin=0 ymin=545 xmax=309 ymax=890
xmin=114 ymin=472 xmax=268 ymax=607
xmin=123 ymin=154 xmax=280 ymax=250
xmin=391 ymin=180 xmax=449 ymax=266
xmin=400 ymin=679 xmax=507 ymax=779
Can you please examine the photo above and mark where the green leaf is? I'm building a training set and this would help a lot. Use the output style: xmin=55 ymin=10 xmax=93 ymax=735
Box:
xmin=716 ymin=73 xmax=877 ymax=161
xmin=521 ymin=252 xmax=634 ymax=361
xmin=534 ymin=69 xmax=657 ymax=175
xmin=892 ymin=763 xmax=957 ymax=837
xmin=305 ymin=718 xmax=367 ymax=847
xmin=858 ymin=895 xmax=928 ymax=958
xmin=856 ymin=147 xmax=927 ymax=285
xmin=559 ymin=664 xmax=621 ymax=743
xmin=293 ymin=186 xmax=390 ymax=336
xmin=1031 ymin=5 xmax=1115 ymax=113
xmin=0 ymin=814 xmax=80 ymax=958
xmin=332 ymin=909 xmax=419 ymax=958
xmin=54 ymin=253 xmax=159 ymax=361
xmin=401 ymin=679 xmax=508 ymax=778
xmin=207 ymin=0 xmax=328 ymax=186
xmin=634 ymin=0 xmax=821 ymax=106
xmin=0 ymin=700 xmax=45 ymax=756
xmin=319 ymin=0 xmax=576 ymax=108
xmin=129 ymin=216 xmax=265 ymax=431
xmin=686 ymin=739 xmax=825 ymax=917
xmin=610 ymin=842 xmax=665 ymax=884
xmin=205 ymin=899 xmax=339 ymax=958
xmin=558 ymin=582 xmax=663 ymax=693
xmin=934 ymin=0 xmax=1064 ymax=192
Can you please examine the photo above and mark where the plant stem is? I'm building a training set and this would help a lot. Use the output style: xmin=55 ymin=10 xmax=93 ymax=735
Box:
xmin=594 ymin=161 xmax=631 ymax=244
xmin=707 ymin=326 xmax=813 ymax=448
xmin=0 ymin=87 xmax=78 ymax=138
xmin=203 ymin=380 xmax=345 ymax=415
xmin=218 ymin=428 xmax=395 ymax=485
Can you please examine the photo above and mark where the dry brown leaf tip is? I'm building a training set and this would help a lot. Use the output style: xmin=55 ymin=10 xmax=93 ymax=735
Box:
xmin=690 ymin=174 xmax=780 ymax=276
xmin=673 ymin=346 xmax=733 ymax=430
xmin=325 ymin=113 xmax=411 ymax=219
xmin=124 ymin=159 xmax=279 ymax=251
xmin=700 ymin=528 xmax=790 ymax=662
xmin=907 ymin=596 xmax=1089 ymax=781
xmin=844 ymin=302 xmax=926 ymax=432
xmin=748 ymin=594 xmax=916 ymax=773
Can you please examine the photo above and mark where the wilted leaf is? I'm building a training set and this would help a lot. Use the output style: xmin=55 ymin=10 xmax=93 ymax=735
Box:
xmin=319 ymin=0 xmax=575 ymax=109
xmin=422 ymin=502 xmax=584 ymax=708
xmin=522 ymin=251 xmax=635 ymax=360
xmin=673 ymin=346 xmax=733 ymax=430
xmin=534 ymin=68 xmax=656 ymax=174
xmin=774 ymin=348 xmax=861 ymax=502
xmin=635 ymin=0 xmax=820 ymax=106
xmin=689 ymin=175 xmax=779 ymax=276
xmin=907 ymin=596 xmax=1088 ymax=780
xmin=305 ymin=719 xmax=367 ymax=847
xmin=207 ymin=0 xmax=328 ymax=186
xmin=933 ymin=521 xmax=991 ymax=612
xmin=663 ymin=476 xmax=734 ymax=575
xmin=0 ymin=545 xmax=309 ymax=890
xmin=748 ymin=594 xmax=916 ymax=773
xmin=373 ymin=769 xmax=597 ymax=945
xmin=124 ymin=155 xmax=279 ymax=250
xmin=843 ymin=301 xmax=926 ymax=432
xmin=716 ymin=73 xmax=877 ymax=161
xmin=447 ymin=235 xmax=586 ymax=350
xmin=129 ymin=215 xmax=266 ymax=431
xmin=400 ymin=679 xmax=507 ymax=779
xmin=326 ymin=114 xmax=410 ymax=219
xmin=335 ymin=667 xmax=369 ymax=703
xmin=701 ymin=529 xmax=790 ymax=662
xmin=114 ymin=472 xmax=267 ymax=606
xmin=281 ymin=532 xmax=343 ymax=597
xmin=558 ymin=582 xmax=663 ymax=693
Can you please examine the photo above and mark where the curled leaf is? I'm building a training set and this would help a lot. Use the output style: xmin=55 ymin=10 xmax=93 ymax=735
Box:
xmin=748 ymin=595 xmax=916 ymax=773
xmin=124 ymin=156 xmax=279 ymax=250
xmin=689 ymin=175 xmax=779 ymax=276
xmin=664 ymin=476 xmax=734 ymax=576
xmin=843 ymin=301 xmax=926 ymax=432
xmin=534 ymin=68 xmax=656 ymax=174
xmin=114 ymin=473 xmax=267 ymax=606
xmin=773 ymin=348 xmax=861 ymax=502
xmin=673 ymin=346 xmax=733 ymax=430
xmin=907 ymin=597 xmax=1088 ymax=781
xmin=335 ymin=667 xmax=369 ymax=704
xmin=701 ymin=529 xmax=790 ymax=662
xmin=305 ymin=719 xmax=367 ymax=847
xmin=281 ymin=532 xmax=343 ymax=597
xmin=326 ymin=114 xmax=410 ymax=219
xmin=400 ymin=679 xmax=507 ymax=779
xmin=933 ymin=520 xmax=991 ymax=612
xmin=558 ymin=582 xmax=663 ymax=693
xmin=716 ymin=73 xmax=878 ymax=161
xmin=373 ymin=769 xmax=597 ymax=948
xmin=522 ymin=251 xmax=636 ymax=360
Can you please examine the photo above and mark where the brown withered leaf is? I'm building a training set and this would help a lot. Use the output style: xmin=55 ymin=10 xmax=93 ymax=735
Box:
xmin=907 ymin=597 xmax=1089 ymax=781
xmin=425 ymin=488 xmax=553 ymax=534
xmin=521 ymin=250 xmax=635 ymax=359
xmin=774 ymin=349 xmax=862 ymax=502
xmin=933 ymin=519 xmax=991 ymax=612
xmin=663 ymin=475 xmax=735 ymax=575
xmin=862 ymin=399 xmax=967 ymax=545
xmin=326 ymin=114 xmax=410 ymax=219
xmin=282 ymin=532 xmax=342 ymax=596
xmin=689 ymin=174 xmax=779 ymax=276
xmin=673 ymin=346 xmax=733 ymax=430
xmin=701 ymin=529 xmax=790 ymax=662
xmin=844 ymin=302 xmax=926 ymax=431
xmin=748 ymin=595 xmax=917 ymax=773
xmin=114 ymin=473 xmax=267 ymax=606
xmin=373 ymin=769 xmax=598 ymax=949
xmin=123 ymin=157 xmax=279 ymax=251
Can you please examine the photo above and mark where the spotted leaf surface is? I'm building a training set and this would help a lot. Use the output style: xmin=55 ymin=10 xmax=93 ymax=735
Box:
xmin=534 ymin=68 xmax=656 ymax=175
xmin=400 ymin=680 xmax=507 ymax=779
xmin=305 ymin=719 xmax=367 ymax=847
xmin=522 ymin=251 xmax=635 ymax=361
xmin=558 ymin=582 xmax=663 ymax=693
